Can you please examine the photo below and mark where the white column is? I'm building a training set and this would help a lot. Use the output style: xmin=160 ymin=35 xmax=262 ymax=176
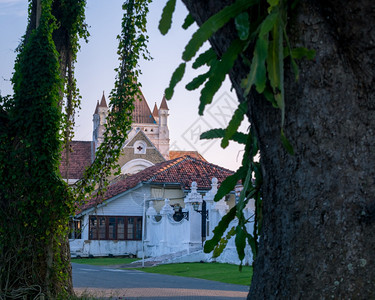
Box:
xmin=160 ymin=198 xmax=174 ymax=255
xmin=184 ymin=182 xmax=203 ymax=250
xmin=203 ymin=178 xmax=218 ymax=239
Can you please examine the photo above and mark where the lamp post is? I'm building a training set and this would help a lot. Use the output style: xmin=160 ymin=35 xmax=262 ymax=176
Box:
xmin=193 ymin=200 xmax=208 ymax=244
xmin=172 ymin=203 xmax=189 ymax=221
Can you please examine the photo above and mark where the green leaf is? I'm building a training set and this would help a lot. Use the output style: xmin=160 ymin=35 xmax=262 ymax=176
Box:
xmin=246 ymin=232 xmax=257 ymax=257
xmin=259 ymin=10 xmax=278 ymax=36
xmin=199 ymin=39 xmax=245 ymax=115
xmin=182 ymin=0 xmax=259 ymax=62
xmin=241 ymin=2 xmax=279 ymax=96
xmin=192 ymin=48 xmax=217 ymax=69
xmin=235 ymin=12 xmax=250 ymax=40
xmin=281 ymin=129 xmax=294 ymax=155
xmin=158 ymin=0 xmax=177 ymax=35
xmin=214 ymin=164 xmax=248 ymax=202
xmin=242 ymin=35 xmax=268 ymax=96
xmin=182 ymin=13 xmax=195 ymax=30
xmin=212 ymin=227 xmax=236 ymax=258
xmin=204 ymin=206 xmax=237 ymax=253
xmin=235 ymin=225 xmax=246 ymax=262
xmin=267 ymin=15 xmax=285 ymax=126
xmin=291 ymin=47 xmax=316 ymax=60
xmin=267 ymin=0 xmax=279 ymax=7
xmin=185 ymin=71 xmax=210 ymax=91
xmin=164 ymin=63 xmax=186 ymax=99
xmin=200 ymin=128 xmax=248 ymax=144
xmin=221 ymin=101 xmax=247 ymax=148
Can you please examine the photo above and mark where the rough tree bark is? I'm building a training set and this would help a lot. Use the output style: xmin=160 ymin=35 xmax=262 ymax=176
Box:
xmin=182 ymin=0 xmax=375 ymax=298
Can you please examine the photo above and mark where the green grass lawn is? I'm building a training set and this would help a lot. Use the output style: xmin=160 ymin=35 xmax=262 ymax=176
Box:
xmin=134 ymin=262 xmax=252 ymax=286
xmin=71 ymin=257 xmax=139 ymax=266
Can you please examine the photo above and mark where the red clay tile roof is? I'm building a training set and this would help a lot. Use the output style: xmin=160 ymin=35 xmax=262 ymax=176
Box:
xmin=159 ymin=95 xmax=169 ymax=110
xmin=60 ymin=141 xmax=93 ymax=179
xmin=132 ymin=89 xmax=156 ymax=124
xmin=79 ymin=156 xmax=234 ymax=213
xmin=169 ymin=151 xmax=207 ymax=161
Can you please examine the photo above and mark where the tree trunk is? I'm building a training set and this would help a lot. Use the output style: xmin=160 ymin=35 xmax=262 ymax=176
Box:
xmin=182 ymin=0 xmax=375 ymax=298
xmin=0 ymin=1 xmax=76 ymax=297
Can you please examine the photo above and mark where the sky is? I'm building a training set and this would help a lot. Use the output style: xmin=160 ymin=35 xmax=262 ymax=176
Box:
xmin=0 ymin=1 xmax=249 ymax=171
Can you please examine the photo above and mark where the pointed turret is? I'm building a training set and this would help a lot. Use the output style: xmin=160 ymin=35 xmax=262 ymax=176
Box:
xmin=99 ymin=91 xmax=108 ymax=108
xmin=152 ymin=103 xmax=159 ymax=124
xmin=158 ymin=95 xmax=169 ymax=160
xmin=93 ymin=92 xmax=109 ymax=151
xmin=159 ymin=95 xmax=169 ymax=110
xmin=94 ymin=100 xmax=99 ymax=114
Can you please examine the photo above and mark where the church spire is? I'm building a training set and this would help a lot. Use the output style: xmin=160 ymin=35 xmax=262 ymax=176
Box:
xmin=99 ymin=91 xmax=108 ymax=108
xmin=152 ymin=102 xmax=159 ymax=124
xmin=93 ymin=92 xmax=109 ymax=151
xmin=159 ymin=95 xmax=169 ymax=110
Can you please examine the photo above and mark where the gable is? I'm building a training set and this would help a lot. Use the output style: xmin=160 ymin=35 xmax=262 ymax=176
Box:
xmin=118 ymin=130 xmax=165 ymax=172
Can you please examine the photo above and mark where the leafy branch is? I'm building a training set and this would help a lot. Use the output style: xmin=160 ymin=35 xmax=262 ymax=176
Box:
xmin=159 ymin=0 xmax=315 ymax=266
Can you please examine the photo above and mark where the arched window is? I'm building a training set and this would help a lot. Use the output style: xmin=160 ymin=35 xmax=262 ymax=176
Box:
xmin=121 ymin=159 xmax=154 ymax=174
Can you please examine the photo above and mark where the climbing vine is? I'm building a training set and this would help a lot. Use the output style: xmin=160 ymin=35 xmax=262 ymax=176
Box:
xmin=74 ymin=0 xmax=151 ymax=207
xmin=159 ymin=0 xmax=314 ymax=267
xmin=0 ymin=0 xmax=151 ymax=297
xmin=0 ymin=0 xmax=88 ymax=298
xmin=0 ymin=0 xmax=72 ymax=297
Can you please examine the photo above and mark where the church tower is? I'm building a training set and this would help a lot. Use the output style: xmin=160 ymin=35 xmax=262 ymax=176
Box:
xmin=93 ymin=92 xmax=108 ymax=151
xmin=158 ymin=96 xmax=170 ymax=160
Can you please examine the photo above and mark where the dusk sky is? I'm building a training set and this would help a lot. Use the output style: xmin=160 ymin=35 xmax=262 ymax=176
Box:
xmin=0 ymin=1 xmax=248 ymax=171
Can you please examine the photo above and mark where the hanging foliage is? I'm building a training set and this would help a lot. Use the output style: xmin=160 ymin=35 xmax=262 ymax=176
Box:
xmin=159 ymin=0 xmax=315 ymax=269
xmin=74 ymin=0 xmax=152 ymax=207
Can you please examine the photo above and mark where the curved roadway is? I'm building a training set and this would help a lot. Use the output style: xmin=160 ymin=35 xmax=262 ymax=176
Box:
xmin=72 ymin=263 xmax=249 ymax=299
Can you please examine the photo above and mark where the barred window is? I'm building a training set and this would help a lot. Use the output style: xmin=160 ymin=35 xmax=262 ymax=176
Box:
xmin=89 ymin=216 xmax=142 ymax=240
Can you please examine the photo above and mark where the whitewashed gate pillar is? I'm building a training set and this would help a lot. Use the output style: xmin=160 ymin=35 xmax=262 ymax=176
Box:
xmin=184 ymin=182 xmax=203 ymax=250
xmin=160 ymin=198 xmax=174 ymax=253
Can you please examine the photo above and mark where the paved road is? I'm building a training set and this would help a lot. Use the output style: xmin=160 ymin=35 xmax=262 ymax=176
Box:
xmin=72 ymin=263 xmax=249 ymax=299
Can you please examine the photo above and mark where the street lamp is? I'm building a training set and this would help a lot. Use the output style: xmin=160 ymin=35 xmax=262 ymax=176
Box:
xmin=172 ymin=203 xmax=189 ymax=221
xmin=192 ymin=200 xmax=209 ymax=244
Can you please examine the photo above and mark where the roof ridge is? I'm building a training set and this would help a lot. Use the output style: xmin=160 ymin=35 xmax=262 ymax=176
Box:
xmin=147 ymin=156 xmax=185 ymax=182
xmin=181 ymin=155 xmax=235 ymax=173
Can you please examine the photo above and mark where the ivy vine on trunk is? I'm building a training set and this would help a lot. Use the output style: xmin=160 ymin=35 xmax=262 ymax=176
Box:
xmin=0 ymin=0 xmax=151 ymax=298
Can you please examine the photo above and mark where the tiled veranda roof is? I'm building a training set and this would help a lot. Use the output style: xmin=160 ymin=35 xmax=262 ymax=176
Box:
xmin=78 ymin=155 xmax=234 ymax=213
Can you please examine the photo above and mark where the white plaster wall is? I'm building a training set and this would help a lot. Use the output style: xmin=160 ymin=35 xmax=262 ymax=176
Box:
xmin=70 ymin=186 xmax=149 ymax=257
xmin=145 ymin=214 xmax=192 ymax=257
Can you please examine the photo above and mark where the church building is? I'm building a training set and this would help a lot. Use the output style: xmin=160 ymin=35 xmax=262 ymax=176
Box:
xmin=63 ymin=91 xmax=242 ymax=261
xmin=60 ymin=90 xmax=201 ymax=182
